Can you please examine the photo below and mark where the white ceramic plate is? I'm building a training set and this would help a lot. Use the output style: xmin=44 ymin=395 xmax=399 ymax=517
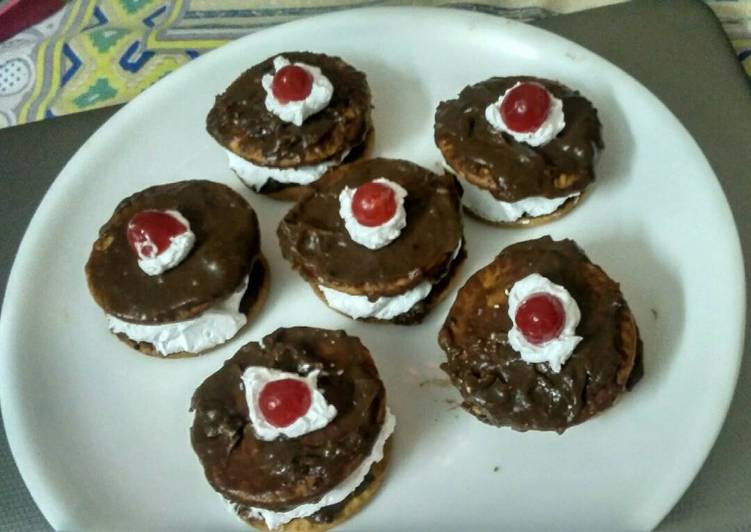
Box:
xmin=0 ymin=7 xmax=745 ymax=531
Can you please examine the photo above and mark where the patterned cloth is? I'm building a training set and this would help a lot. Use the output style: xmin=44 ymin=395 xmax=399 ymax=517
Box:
xmin=0 ymin=0 xmax=749 ymax=129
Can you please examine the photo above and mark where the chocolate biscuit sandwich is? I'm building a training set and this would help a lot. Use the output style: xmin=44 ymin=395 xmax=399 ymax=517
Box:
xmin=190 ymin=326 xmax=395 ymax=530
xmin=277 ymin=158 xmax=465 ymax=324
xmin=85 ymin=180 xmax=268 ymax=358
xmin=207 ymin=52 xmax=372 ymax=200
xmin=438 ymin=236 xmax=642 ymax=432
xmin=434 ymin=76 xmax=603 ymax=225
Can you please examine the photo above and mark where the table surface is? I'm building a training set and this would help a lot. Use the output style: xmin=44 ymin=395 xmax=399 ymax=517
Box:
xmin=1 ymin=0 xmax=749 ymax=530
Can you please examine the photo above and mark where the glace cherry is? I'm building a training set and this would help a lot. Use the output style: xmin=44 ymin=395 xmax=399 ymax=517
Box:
xmin=352 ymin=181 xmax=397 ymax=227
xmin=126 ymin=211 xmax=187 ymax=259
xmin=500 ymin=82 xmax=551 ymax=133
xmin=272 ymin=65 xmax=313 ymax=104
xmin=259 ymin=378 xmax=312 ymax=428
xmin=514 ymin=292 xmax=566 ymax=345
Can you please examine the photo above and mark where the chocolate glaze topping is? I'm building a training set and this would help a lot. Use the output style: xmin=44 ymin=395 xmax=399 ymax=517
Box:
xmin=439 ymin=237 xmax=639 ymax=432
xmin=434 ymin=76 xmax=603 ymax=202
xmin=207 ymin=52 xmax=371 ymax=167
xmin=85 ymin=180 xmax=259 ymax=324
xmin=190 ymin=327 xmax=386 ymax=510
xmin=278 ymin=158 xmax=464 ymax=296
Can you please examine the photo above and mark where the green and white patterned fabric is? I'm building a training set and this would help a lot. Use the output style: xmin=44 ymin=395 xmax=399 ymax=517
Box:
xmin=0 ymin=0 xmax=749 ymax=129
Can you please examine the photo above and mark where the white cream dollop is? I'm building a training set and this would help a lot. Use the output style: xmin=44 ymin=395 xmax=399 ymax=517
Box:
xmin=241 ymin=367 xmax=337 ymax=441
xmin=234 ymin=408 xmax=396 ymax=530
xmin=106 ymin=275 xmax=248 ymax=356
xmin=226 ymin=148 xmax=348 ymax=191
xmin=460 ymin=174 xmax=578 ymax=223
xmin=507 ymin=273 xmax=582 ymax=373
xmin=338 ymin=178 xmax=407 ymax=250
xmin=485 ymin=82 xmax=565 ymax=147
xmin=133 ymin=210 xmax=195 ymax=276
xmin=261 ymin=56 xmax=333 ymax=126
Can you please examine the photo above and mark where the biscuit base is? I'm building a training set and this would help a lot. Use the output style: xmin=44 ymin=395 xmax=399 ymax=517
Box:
xmin=237 ymin=440 xmax=391 ymax=531
xmin=243 ymin=130 xmax=374 ymax=202
xmin=463 ymin=191 xmax=584 ymax=228
xmin=113 ymin=255 xmax=270 ymax=358
xmin=308 ymin=245 xmax=466 ymax=325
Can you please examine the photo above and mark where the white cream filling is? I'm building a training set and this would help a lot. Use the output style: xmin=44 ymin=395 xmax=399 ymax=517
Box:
xmin=261 ymin=56 xmax=333 ymax=126
xmin=507 ymin=273 xmax=582 ymax=373
xmin=485 ymin=81 xmax=566 ymax=147
xmin=318 ymin=241 xmax=462 ymax=320
xmin=235 ymin=408 xmax=396 ymax=530
xmin=338 ymin=178 xmax=408 ymax=250
xmin=242 ymin=367 xmax=337 ymax=441
xmin=226 ymin=149 xmax=348 ymax=191
xmin=133 ymin=210 xmax=195 ymax=276
xmin=320 ymin=281 xmax=432 ymax=321
xmin=460 ymin=175 xmax=578 ymax=222
xmin=106 ymin=275 xmax=249 ymax=356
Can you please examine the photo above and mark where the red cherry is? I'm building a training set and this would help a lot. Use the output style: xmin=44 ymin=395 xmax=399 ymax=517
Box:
xmin=126 ymin=211 xmax=187 ymax=259
xmin=351 ymin=181 xmax=397 ymax=227
xmin=514 ymin=292 xmax=566 ymax=345
xmin=258 ymin=378 xmax=312 ymax=428
xmin=500 ymin=82 xmax=551 ymax=133
xmin=271 ymin=65 xmax=313 ymax=104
